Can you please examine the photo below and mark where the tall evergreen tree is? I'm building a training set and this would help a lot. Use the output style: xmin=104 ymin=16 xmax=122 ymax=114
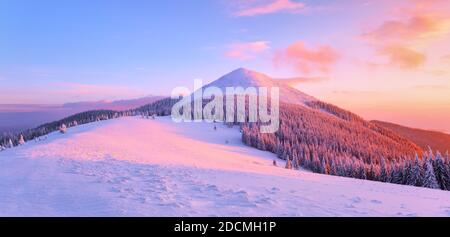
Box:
xmin=423 ymin=158 xmax=440 ymax=189
xmin=380 ymin=158 xmax=389 ymax=182
xmin=407 ymin=155 xmax=424 ymax=187
xmin=434 ymin=152 xmax=450 ymax=190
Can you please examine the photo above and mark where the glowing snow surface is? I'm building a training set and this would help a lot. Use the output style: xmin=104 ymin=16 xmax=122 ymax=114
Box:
xmin=1 ymin=117 xmax=450 ymax=217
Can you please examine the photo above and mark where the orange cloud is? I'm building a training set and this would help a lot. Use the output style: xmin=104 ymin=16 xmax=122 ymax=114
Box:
xmin=378 ymin=45 xmax=426 ymax=68
xmin=363 ymin=13 xmax=450 ymax=44
xmin=231 ymin=0 xmax=305 ymax=17
xmin=442 ymin=54 xmax=450 ymax=63
xmin=361 ymin=0 xmax=450 ymax=69
xmin=225 ymin=41 xmax=270 ymax=60
xmin=274 ymin=41 xmax=340 ymax=74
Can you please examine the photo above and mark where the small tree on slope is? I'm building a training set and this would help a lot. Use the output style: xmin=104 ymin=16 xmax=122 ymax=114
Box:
xmin=59 ymin=124 xmax=67 ymax=134
xmin=285 ymin=158 xmax=293 ymax=169
xmin=18 ymin=135 xmax=25 ymax=145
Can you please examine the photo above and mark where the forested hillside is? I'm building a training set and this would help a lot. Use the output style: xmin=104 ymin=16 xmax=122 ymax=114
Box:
xmin=242 ymin=102 xmax=450 ymax=190
xmin=372 ymin=120 xmax=450 ymax=153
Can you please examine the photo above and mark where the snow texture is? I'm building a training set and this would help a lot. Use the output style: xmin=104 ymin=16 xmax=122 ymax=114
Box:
xmin=1 ymin=117 xmax=450 ymax=217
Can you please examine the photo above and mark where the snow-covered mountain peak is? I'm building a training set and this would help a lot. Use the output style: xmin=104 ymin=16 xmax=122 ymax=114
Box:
xmin=206 ymin=67 xmax=274 ymax=89
xmin=204 ymin=68 xmax=317 ymax=105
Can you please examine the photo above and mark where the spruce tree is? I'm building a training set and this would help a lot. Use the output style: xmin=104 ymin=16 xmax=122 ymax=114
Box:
xmin=380 ymin=158 xmax=389 ymax=182
xmin=391 ymin=163 xmax=404 ymax=184
xmin=407 ymin=155 xmax=424 ymax=187
xmin=434 ymin=152 xmax=450 ymax=190
xmin=423 ymin=158 xmax=440 ymax=189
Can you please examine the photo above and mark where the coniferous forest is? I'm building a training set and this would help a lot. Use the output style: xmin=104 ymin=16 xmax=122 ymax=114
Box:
xmin=241 ymin=102 xmax=450 ymax=191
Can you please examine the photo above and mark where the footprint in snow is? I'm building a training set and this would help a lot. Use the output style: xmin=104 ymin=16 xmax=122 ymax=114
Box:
xmin=370 ymin=199 xmax=382 ymax=204
xmin=206 ymin=184 xmax=219 ymax=192
xmin=351 ymin=196 xmax=362 ymax=203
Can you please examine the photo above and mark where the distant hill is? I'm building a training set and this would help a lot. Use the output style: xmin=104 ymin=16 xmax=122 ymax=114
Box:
xmin=372 ymin=120 xmax=450 ymax=153
xmin=62 ymin=96 xmax=164 ymax=112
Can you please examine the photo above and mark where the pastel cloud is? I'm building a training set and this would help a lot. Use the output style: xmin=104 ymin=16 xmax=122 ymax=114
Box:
xmin=362 ymin=0 xmax=450 ymax=69
xmin=363 ymin=13 xmax=450 ymax=44
xmin=225 ymin=41 xmax=270 ymax=60
xmin=378 ymin=44 xmax=426 ymax=68
xmin=274 ymin=41 xmax=339 ymax=74
xmin=442 ymin=54 xmax=450 ymax=63
xmin=231 ymin=0 xmax=305 ymax=17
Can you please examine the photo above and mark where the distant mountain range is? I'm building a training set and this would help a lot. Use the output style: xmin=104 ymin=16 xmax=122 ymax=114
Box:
xmin=61 ymin=96 xmax=164 ymax=112
xmin=0 ymin=96 xmax=163 ymax=133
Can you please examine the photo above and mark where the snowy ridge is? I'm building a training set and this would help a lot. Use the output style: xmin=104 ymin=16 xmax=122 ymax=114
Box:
xmin=1 ymin=117 xmax=450 ymax=216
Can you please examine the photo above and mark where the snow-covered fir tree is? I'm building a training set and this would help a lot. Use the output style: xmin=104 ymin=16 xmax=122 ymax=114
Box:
xmin=406 ymin=155 xmax=424 ymax=187
xmin=380 ymin=158 xmax=389 ymax=182
xmin=434 ymin=152 xmax=450 ymax=190
xmin=423 ymin=158 xmax=440 ymax=189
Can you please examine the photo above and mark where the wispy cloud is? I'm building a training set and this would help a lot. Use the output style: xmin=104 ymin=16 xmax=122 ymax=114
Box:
xmin=274 ymin=41 xmax=340 ymax=74
xmin=411 ymin=84 xmax=450 ymax=91
xmin=362 ymin=13 xmax=450 ymax=45
xmin=361 ymin=0 xmax=450 ymax=69
xmin=275 ymin=76 xmax=329 ymax=86
xmin=225 ymin=41 xmax=270 ymax=60
xmin=229 ymin=0 xmax=305 ymax=17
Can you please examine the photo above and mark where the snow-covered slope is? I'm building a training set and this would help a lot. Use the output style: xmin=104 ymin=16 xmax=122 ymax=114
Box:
xmin=1 ymin=117 xmax=449 ymax=217
xmin=203 ymin=68 xmax=316 ymax=105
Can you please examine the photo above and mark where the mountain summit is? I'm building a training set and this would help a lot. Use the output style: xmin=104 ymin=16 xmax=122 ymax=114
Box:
xmin=203 ymin=68 xmax=316 ymax=105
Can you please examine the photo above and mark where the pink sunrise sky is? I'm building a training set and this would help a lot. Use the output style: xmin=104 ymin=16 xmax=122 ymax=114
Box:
xmin=0 ymin=0 xmax=449 ymax=132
